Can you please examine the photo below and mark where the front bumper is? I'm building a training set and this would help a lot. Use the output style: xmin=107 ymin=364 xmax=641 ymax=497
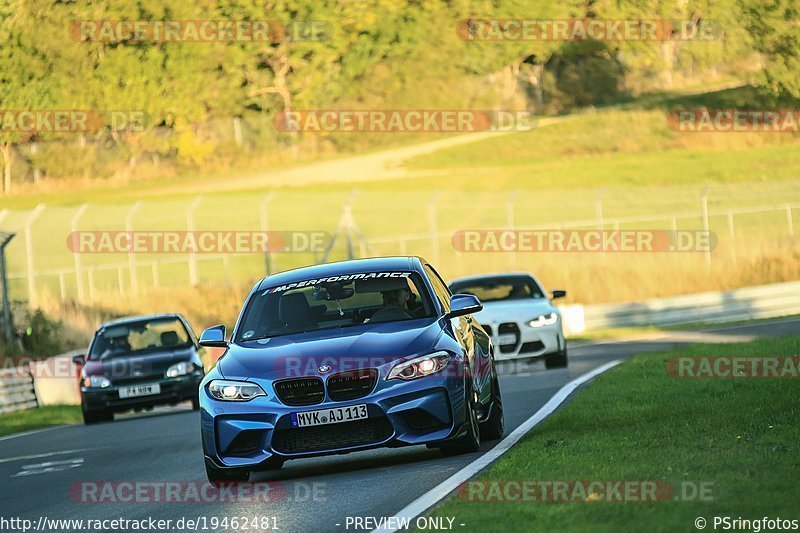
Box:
xmin=201 ymin=373 xmax=468 ymax=470
xmin=481 ymin=321 xmax=564 ymax=360
xmin=81 ymin=373 xmax=203 ymax=412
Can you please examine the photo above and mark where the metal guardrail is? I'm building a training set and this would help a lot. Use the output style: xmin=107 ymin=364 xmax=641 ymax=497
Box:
xmin=0 ymin=365 xmax=39 ymax=414
xmin=572 ymin=280 xmax=800 ymax=332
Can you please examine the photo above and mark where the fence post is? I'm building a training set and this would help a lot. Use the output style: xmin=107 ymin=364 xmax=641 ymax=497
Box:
xmin=233 ymin=117 xmax=243 ymax=147
xmin=428 ymin=192 xmax=441 ymax=264
xmin=701 ymin=186 xmax=711 ymax=269
xmin=125 ymin=201 xmax=142 ymax=293
xmin=727 ymin=212 xmax=737 ymax=264
xmin=58 ymin=272 xmax=66 ymax=302
xmin=0 ymin=232 xmax=15 ymax=346
xmin=787 ymin=207 xmax=794 ymax=237
xmin=71 ymin=204 xmax=89 ymax=303
xmin=507 ymin=190 xmax=517 ymax=268
xmin=187 ymin=196 xmax=203 ymax=285
xmin=88 ymin=267 xmax=96 ymax=301
xmin=24 ymin=204 xmax=46 ymax=307
xmin=260 ymin=192 xmax=276 ymax=275
xmin=595 ymin=189 xmax=605 ymax=230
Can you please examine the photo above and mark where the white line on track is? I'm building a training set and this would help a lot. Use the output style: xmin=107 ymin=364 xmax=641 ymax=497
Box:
xmin=371 ymin=359 xmax=623 ymax=533
xmin=0 ymin=425 xmax=68 ymax=442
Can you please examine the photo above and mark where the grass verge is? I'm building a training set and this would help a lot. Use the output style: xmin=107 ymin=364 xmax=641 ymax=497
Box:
xmin=0 ymin=405 xmax=81 ymax=438
xmin=425 ymin=335 xmax=800 ymax=531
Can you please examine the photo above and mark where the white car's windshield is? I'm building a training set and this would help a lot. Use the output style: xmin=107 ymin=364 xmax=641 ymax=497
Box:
xmin=450 ymin=276 xmax=545 ymax=302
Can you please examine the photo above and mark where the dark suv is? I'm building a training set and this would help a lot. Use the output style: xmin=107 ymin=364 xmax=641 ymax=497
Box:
xmin=73 ymin=314 xmax=206 ymax=424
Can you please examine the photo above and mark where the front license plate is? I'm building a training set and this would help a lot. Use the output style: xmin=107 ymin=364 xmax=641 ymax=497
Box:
xmin=498 ymin=333 xmax=517 ymax=345
xmin=119 ymin=383 xmax=161 ymax=399
xmin=291 ymin=404 xmax=368 ymax=428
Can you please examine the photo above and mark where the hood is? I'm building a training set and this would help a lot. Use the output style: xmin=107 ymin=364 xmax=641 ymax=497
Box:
xmin=84 ymin=346 xmax=195 ymax=382
xmin=473 ymin=298 xmax=556 ymax=324
xmin=219 ymin=318 xmax=443 ymax=381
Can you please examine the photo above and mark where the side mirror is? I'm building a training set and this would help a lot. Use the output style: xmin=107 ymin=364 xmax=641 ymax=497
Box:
xmin=72 ymin=354 xmax=86 ymax=366
xmin=445 ymin=294 xmax=483 ymax=319
xmin=199 ymin=325 xmax=229 ymax=348
xmin=551 ymin=290 xmax=567 ymax=300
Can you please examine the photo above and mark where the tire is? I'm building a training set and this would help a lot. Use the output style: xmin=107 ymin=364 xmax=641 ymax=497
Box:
xmin=545 ymin=345 xmax=568 ymax=369
xmin=82 ymin=406 xmax=113 ymax=425
xmin=440 ymin=380 xmax=481 ymax=455
xmin=205 ymin=458 xmax=250 ymax=484
xmin=480 ymin=367 xmax=505 ymax=440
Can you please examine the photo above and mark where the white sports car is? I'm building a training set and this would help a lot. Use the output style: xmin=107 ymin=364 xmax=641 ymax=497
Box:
xmin=449 ymin=273 xmax=568 ymax=368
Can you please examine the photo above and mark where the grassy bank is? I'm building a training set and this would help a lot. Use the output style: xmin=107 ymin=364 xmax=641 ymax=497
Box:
xmin=0 ymin=405 xmax=82 ymax=438
xmin=425 ymin=335 xmax=800 ymax=531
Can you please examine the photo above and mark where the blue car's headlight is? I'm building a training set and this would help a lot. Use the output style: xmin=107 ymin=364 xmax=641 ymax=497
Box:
xmin=388 ymin=351 xmax=450 ymax=381
xmin=207 ymin=380 xmax=266 ymax=401
xmin=165 ymin=361 xmax=194 ymax=378
xmin=528 ymin=312 xmax=558 ymax=328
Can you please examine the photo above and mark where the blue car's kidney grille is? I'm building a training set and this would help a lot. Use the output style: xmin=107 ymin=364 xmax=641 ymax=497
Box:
xmin=272 ymin=418 xmax=393 ymax=454
xmin=327 ymin=369 xmax=377 ymax=401
xmin=274 ymin=377 xmax=325 ymax=406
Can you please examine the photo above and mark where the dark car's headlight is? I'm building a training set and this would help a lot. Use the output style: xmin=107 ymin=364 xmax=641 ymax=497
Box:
xmin=388 ymin=351 xmax=450 ymax=381
xmin=207 ymin=379 xmax=266 ymax=401
xmin=83 ymin=376 xmax=111 ymax=388
xmin=528 ymin=312 xmax=558 ymax=328
xmin=166 ymin=361 xmax=194 ymax=378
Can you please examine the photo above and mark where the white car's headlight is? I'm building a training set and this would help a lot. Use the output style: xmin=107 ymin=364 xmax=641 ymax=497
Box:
xmin=83 ymin=375 xmax=111 ymax=388
xmin=166 ymin=361 xmax=194 ymax=378
xmin=388 ymin=351 xmax=450 ymax=381
xmin=207 ymin=379 xmax=266 ymax=401
xmin=528 ymin=312 xmax=559 ymax=328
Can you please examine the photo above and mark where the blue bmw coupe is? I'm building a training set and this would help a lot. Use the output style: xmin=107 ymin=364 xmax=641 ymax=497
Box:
xmin=199 ymin=256 xmax=504 ymax=482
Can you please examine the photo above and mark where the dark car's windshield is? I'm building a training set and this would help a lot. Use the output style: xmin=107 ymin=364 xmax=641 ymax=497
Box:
xmin=450 ymin=276 xmax=545 ymax=303
xmin=89 ymin=317 xmax=193 ymax=360
xmin=236 ymin=272 xmax=435 ymax=341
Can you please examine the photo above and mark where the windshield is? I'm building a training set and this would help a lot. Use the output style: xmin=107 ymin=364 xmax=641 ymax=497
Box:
xmin=236 ymin=272 xmax=434 ymax=341
xmin=450 ymin=277 xmax=545 ymax=303
xmin=89 ymin=317 xmax=192 ymax=360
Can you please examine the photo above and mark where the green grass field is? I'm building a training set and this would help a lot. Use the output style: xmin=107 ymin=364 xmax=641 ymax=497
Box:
xmin=423 ymin=335 xmax=800 ymax=532
xmin=0 ymin=405 xmax=81 ymax=437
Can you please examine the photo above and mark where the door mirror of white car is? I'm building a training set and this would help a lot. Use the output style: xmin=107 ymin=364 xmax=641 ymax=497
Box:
xmin=551 ymin=290 xmax=567 ymax=300
xmin=199 ymin=324 xmax=229 ymax=348
xmin=446 ymin=294 xmax=483 ymax=319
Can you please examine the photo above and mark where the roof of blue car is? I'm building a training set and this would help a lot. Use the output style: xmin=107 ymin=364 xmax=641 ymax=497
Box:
xmin=257 ymin=256 xmax=422 ymax=290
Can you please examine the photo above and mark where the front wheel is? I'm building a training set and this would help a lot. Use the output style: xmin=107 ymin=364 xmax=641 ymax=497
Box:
xmin=82 ymin=405 xmax=113 ymax=425
xmin=545 ymin=345 xmax=568 ymax=369
xmin=440 ymin=382 xmax=481 ymax=455
xmin=481 ymin=368 xmax=505 ymax=440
